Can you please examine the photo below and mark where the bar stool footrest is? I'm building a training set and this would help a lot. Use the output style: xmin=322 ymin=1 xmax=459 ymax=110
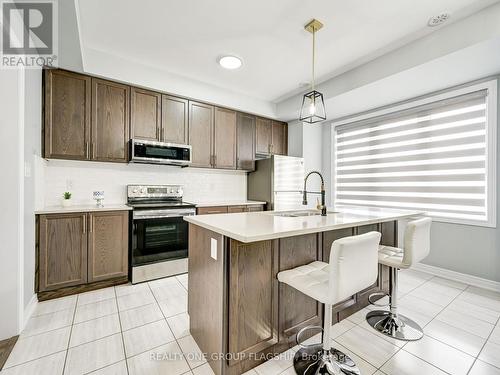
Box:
xmin=296 ymin=325 xmax=324 ymax=349
xmin=294 ymin=344 xmax=361 ymax=375
xmin=368 ymin=292 xmax=389 ymax=307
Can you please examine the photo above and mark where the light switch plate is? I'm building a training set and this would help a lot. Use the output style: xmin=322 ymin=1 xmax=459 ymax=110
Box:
xmin=210 ymin=238 xmax=217 ymax=260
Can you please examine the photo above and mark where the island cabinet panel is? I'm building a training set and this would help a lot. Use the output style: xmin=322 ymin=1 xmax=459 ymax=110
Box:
xmin=278 ymin=233 xmax=323 ymax=346
xmin=43 ymin=69 xmax=91 ymax=160
xmin=236 ymin=113 xmax=256 ymax=171
xmin=255 ymin=117 xmax=272 ymax=156
xmin=91 ymin=78 xmax=130 ymax=162
xmin=214 ymin=107 xmax=237 ymax=169
xmin=189 ymin=101 xmax=214 ymax=168
xmin=87 ymin=211 xmax=128 ymax=283
xmin=162 ymin=95 xmax=188 ymax=144
xmin=130 ymin=87 xmax=161 ymax=141
xmin=187 ymin=224 xmax=226 ymax=375
xmin=227 ymin=240 xmax=278 ymax=372
xmin=39 ymin=213 xmax=88 ymax=292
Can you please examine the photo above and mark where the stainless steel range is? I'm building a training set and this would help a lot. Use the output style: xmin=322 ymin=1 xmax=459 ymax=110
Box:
xmin=127 ymin=184 xmax=195 ymax=284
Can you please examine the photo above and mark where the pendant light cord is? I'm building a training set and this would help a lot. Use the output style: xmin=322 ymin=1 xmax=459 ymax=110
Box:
xmin=312 ymin=26 xmax=315 ymax=91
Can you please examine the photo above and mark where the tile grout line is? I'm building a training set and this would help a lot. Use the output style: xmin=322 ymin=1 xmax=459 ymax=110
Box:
xmin=113 ymin=286 xmax=131 ymax=375
xmin=362 ymin=275 xmax=463 ymax=373
xmin=465 ymin=311 xmax=500 ymax=374
xmin=146 ymin=279 xmax=200 ymax=371
xmin=146 ymin=280 xmax=182 ymax=348
xmin=61 ymin=294 xmax=79 ymax=375
xmin=385 ymin=282 xmax=477 ymax=374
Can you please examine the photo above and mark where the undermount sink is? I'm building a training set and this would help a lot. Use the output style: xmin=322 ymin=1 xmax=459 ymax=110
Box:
xmin=272 ymin=210 xmax=338 ymax=217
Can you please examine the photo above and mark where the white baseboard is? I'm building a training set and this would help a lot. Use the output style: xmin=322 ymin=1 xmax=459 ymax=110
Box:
xmin=413 ymin=263 xmax=500 ymax=293
xmin=22 ymin=294 xmax=38 ymax=331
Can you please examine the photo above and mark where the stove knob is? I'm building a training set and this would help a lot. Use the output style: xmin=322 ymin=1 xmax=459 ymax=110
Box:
xmin=141 ymin=188 xmax=146 ymax=194
xmin=132 ymin=188 xmax=138 ymax=194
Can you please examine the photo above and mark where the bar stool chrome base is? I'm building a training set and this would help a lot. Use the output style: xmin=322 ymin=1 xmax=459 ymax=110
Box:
xmin=366 ymin=310 xmax=423 ymax=341
xmin=294 ymin=344 xmax=360 ymax=375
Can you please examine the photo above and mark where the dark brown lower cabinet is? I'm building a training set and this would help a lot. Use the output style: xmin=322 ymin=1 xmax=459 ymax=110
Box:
xmin=228 ymin=240 xmax=279 ymax=372
xmin=188 ymin=220 xmax=397 ymax=375
xmin=88 ymin=211 xmax=128 ymax=282
xmin=37 ymin=211 xmax=129 ymax=296
xmin=39 ymin=213 xmax=88 ymax=292
xmin=278 ymin=234 xmax=323 ymax=346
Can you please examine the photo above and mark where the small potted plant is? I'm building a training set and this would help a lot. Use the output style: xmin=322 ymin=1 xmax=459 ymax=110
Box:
xmin=62 ymin=192 xmax=72 ymax=207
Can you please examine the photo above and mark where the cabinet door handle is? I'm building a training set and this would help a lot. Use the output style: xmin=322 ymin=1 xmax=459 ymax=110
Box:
xmin=214 ymin=155 xmax=217 ymax=167
xmin=82 ymin=215 xmax=87 ymax=234
xmin=89 ymin=215 xmax=93 ymax=233
xmin=90 ymin=142 xmax=95 ymax=159
xmin=85 ymin=142 xmax=89 ymax=158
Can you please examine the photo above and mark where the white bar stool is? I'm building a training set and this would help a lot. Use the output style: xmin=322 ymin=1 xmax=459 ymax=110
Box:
xmin=366 ymin=217 xmax=432 ymax=341
xmin=277 ymin=231 xmax=381 ymax=375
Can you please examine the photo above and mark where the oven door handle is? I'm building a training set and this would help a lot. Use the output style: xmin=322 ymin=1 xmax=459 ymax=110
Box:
xmin=133 ymin=214 xmax=193 ymax=220
xmin=133 ymin=209 xmax=195 ymax=220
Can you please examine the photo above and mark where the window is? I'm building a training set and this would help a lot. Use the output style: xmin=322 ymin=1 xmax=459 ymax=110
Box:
xmin=333 ymin=80 xmax=497 ymax=227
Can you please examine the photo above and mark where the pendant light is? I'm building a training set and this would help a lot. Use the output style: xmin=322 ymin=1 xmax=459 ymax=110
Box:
xmin=299 ymin=19 xmax=326 ymax=124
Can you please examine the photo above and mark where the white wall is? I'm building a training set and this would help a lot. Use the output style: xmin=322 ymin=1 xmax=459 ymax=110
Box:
xmin=23 ymin=69 xmax=42 ymax=312
xmin=287 ymin=121 xmax=324 ymax=208
xmin=82 ymin=48 xmax=276 ymax=119
xmin=0 ymin=69 xmax=23 ymax=339
xmin=37 ymin=159 xmax=247 ymax=208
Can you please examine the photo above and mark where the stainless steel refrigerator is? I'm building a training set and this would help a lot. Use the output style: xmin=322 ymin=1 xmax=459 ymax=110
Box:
xmin=248 ymin=155 xmax=305 ymax=211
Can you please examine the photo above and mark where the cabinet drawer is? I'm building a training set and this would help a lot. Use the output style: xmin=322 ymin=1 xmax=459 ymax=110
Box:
xmin=197 ymin=206 xmax=228 ymax=215
xmin=227 ymin=205 xmax=247 ymax=213
xmin=247 ymin=205 xmax=264 ymax=212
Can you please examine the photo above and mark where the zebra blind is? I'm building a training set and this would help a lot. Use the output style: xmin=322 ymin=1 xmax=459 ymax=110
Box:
xmin=334 ymin=90 xmax=491 ymax=224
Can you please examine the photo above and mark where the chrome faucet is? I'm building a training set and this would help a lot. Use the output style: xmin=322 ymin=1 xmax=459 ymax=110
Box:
xmin=302 ymin=171 xmax=327 ymax=216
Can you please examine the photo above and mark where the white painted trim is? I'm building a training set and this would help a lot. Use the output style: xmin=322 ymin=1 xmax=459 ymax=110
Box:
xmin=413 ymin=262 xmax=500 ymax=293
xmin=22 ymin=294 xmax=38 ymax=330
xmin=17 ymin=67 xmax=25 ymax=334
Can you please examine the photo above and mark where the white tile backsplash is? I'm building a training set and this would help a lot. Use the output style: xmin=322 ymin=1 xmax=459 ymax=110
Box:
xmin=38 ymin=158 xmax=247 ymax=208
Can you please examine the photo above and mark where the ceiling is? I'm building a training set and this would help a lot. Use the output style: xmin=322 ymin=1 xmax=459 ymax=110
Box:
xmin=76 ymin=0 xmax=499 ymax=103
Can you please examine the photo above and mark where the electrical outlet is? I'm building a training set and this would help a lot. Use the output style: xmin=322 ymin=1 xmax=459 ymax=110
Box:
xmin=210 ymin=238 xmax=217 ymax=260
xmin=24 ymin=162 xmax=31 ymax=178
xmin=66 ymin=179 xmax=74 ymax=190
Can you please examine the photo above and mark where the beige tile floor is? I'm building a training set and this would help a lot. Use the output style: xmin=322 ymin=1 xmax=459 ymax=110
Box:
xmin=2 ymin=270 xmax=500 ymax=375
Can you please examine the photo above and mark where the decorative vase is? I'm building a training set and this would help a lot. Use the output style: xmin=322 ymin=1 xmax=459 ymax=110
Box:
xmin=62 ymin=199 xmax=71 ymax=207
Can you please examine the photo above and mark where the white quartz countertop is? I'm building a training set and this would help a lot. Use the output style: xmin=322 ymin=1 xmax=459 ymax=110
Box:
xmin=35 ymin=204 xmax=132 ymax=214
xmin=184 ymin=206 xmax=422 ymax=243
xmin=192 ymin=200 xmax=266 ymax=208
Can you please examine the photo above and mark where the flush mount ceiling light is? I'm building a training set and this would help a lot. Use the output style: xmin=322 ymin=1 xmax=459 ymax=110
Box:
xmin=428 ymin=12 xmax=451 ymax=27
xmin=218 ymin=55 xmax=242 ymax=70
xmin=299 ymin=19 xmax=326 ymax=124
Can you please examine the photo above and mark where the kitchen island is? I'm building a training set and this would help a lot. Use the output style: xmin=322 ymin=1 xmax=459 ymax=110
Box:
xmin=184 ymin=206 xmax=420 ymax=375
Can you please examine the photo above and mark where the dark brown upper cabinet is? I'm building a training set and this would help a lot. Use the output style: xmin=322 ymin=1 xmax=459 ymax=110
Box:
xmin=43 ymin=69 xmax=91 ymax=160
xmin=43 ymin=68 xmax=287 ymax=168
xmin=38 ymin=213 xmax=88 ymax=292
xmin=189 ymin=100 xmax=214 ymax=168
xmin=255 ymin=117 xmax=272 ymax=156
xmin=162 ymin=95 xmax=188 ymax=144
xmin=130 ymin=87 xmax=161 ymax=141
xmin=271 ymin=120 xmax=287 ymax=156
xmin=214 ymin=107 xmax=237 ymax=169
xmin=236 ymin=112 xmax=256 ymax=171
xmin=91 ymin=78 xmax=130 ymax=163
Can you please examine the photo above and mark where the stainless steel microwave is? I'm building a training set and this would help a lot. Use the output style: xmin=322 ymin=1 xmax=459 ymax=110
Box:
xmin=129 ymin=139 xmax=192 ymax=166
